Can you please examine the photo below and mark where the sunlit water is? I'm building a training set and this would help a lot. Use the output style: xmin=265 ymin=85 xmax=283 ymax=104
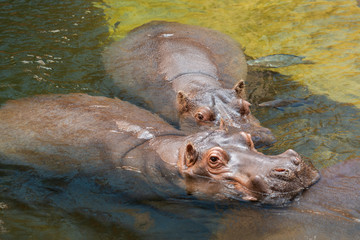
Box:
xmin=0 ymin=0 xmax=359 ymax=239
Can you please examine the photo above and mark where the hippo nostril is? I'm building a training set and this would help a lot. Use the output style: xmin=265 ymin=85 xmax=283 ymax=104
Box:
xmin=274 ymin=168 xmax=286 ymax=172
xmin=284 ymin=149 xmax=298 ymax=157
xmin=279 ymin=149 xmax=301 ymax=161
xmin=291 ymin=157 xmax=301 ymax=166
xmin=271 ymin=168 xmax=294 ymax=181
xmin=272 ymin=168 xmax=290 ymax=174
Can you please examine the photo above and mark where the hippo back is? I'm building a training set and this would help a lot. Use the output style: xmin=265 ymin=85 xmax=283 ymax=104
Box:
xmin=0 ymin=93 xmax=181 ymax=172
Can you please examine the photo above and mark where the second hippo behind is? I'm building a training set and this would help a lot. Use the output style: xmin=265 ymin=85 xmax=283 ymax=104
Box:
xmin=103 ymin=21 xmax=275 ymax=147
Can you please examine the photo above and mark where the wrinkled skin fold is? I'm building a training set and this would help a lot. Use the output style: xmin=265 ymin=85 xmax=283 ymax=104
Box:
xmin=0 ymin=94 xmax=319 ymax=204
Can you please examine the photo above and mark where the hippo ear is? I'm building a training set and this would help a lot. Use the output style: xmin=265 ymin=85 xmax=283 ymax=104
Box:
xmin=233 ymin=79 xmax=246 ymax=99
xmin=177 ymin=91 xmax=190 ymax=113
xmin=240 ymin=132 xmax=255 ymax=149
xmin=239 ymin=99 xmax=251 ymax=116
xmin=184 ymin=142 xmax=198 ymax=167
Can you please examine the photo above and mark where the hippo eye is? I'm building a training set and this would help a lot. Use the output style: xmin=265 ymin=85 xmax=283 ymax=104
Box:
xmin=206 ymin=147 xmax=229 ymax=173
xmin=194 ymin=107 xmax=215 ymax=122
xmin=196 ymin=113 xmax=204 ymax=121
xmin=208 ymin=155 xmax=222 ymax=168
xmin=210 ymin=156 xmax=219 ymax=163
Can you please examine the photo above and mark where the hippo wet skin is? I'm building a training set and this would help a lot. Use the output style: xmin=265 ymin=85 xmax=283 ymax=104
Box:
xmin=103 ymin=21 xmax=275 ymax=147
xmin=0 ymin=94 xmax=319 ymax=204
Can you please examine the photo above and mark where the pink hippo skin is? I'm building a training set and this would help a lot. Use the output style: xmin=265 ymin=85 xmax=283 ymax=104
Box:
xmin=0 ymin=94 xmax=319 ymax=204
xmin=103 ymin=21 xmax=275 ymax=147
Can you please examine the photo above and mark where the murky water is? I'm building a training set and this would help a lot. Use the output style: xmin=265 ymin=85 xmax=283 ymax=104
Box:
xmin=1 ymin=0 xmax=359 ymax=239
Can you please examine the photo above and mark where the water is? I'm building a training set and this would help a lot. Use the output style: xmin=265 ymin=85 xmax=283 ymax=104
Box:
xmin=1 ymin=0 xmax=359 ymax=239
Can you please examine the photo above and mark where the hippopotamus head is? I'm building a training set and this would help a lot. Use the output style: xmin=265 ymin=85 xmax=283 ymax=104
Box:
xmin=176 ymin=80 xmax=275 ymax=147
xmin=177 ymin=129 xmax=320 ymax=204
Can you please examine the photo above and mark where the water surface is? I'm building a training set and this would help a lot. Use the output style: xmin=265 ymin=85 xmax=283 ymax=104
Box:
xmin=1 ymin=0 xmax=359 ymax=239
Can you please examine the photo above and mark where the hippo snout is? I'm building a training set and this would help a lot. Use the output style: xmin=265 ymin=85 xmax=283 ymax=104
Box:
xmin=239 ymin=149 xmax=320 ymax=203
xmin=267 ymin=149 xmax=320 ymax=190
xmin=279 ymin=149 xmax=302 ymax=166
xmin=270 ymin=167 xmax=296 ymax=181
xmin=269 ymin=151 xmax=302 ymax=181
xmin=280 ymin=149 xmax=300 ymax=158
xmin=250 ymin=127 xmax=276 ymax=147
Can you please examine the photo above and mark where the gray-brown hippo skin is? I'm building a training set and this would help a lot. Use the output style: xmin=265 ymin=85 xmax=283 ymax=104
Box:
xmin=103 ymin=21 xmax=275 ymax=147
xmin=0 ymin=94 xmax=319 ymax=204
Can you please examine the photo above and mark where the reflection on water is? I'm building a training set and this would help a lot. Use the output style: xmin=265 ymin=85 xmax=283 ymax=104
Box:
xmin=0 ymin=0 xmax=359 ymax=239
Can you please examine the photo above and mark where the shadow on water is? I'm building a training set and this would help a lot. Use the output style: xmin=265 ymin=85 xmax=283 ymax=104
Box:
xmin=1 ymin=0 xmax=359 ymax=239
xmin=0 ymin=161 xmax=224 ymax=239
xmin=0 ymin=163 xmax=140 ymax=239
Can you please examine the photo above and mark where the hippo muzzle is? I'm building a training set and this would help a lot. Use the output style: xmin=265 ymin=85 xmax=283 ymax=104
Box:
xmin=225 ymin=148 xmax=320 ymax=204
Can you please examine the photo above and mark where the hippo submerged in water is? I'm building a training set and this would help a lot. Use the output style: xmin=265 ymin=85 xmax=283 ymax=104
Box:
xmin=0 ymin=94 xmax=319 ymax=204
xmin=103 ymin=21 xmax=275 ymax=147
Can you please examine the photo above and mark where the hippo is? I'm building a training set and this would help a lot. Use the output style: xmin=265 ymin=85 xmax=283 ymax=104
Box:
xmin=0 ymin=93 xmax=319 ymax=204
xmin=103 ymin=21 xmax=275 ymax=147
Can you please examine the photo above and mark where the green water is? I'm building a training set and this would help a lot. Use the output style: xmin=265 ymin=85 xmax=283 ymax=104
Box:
xmin=0 ymin=0 xmax=359 ymax=239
